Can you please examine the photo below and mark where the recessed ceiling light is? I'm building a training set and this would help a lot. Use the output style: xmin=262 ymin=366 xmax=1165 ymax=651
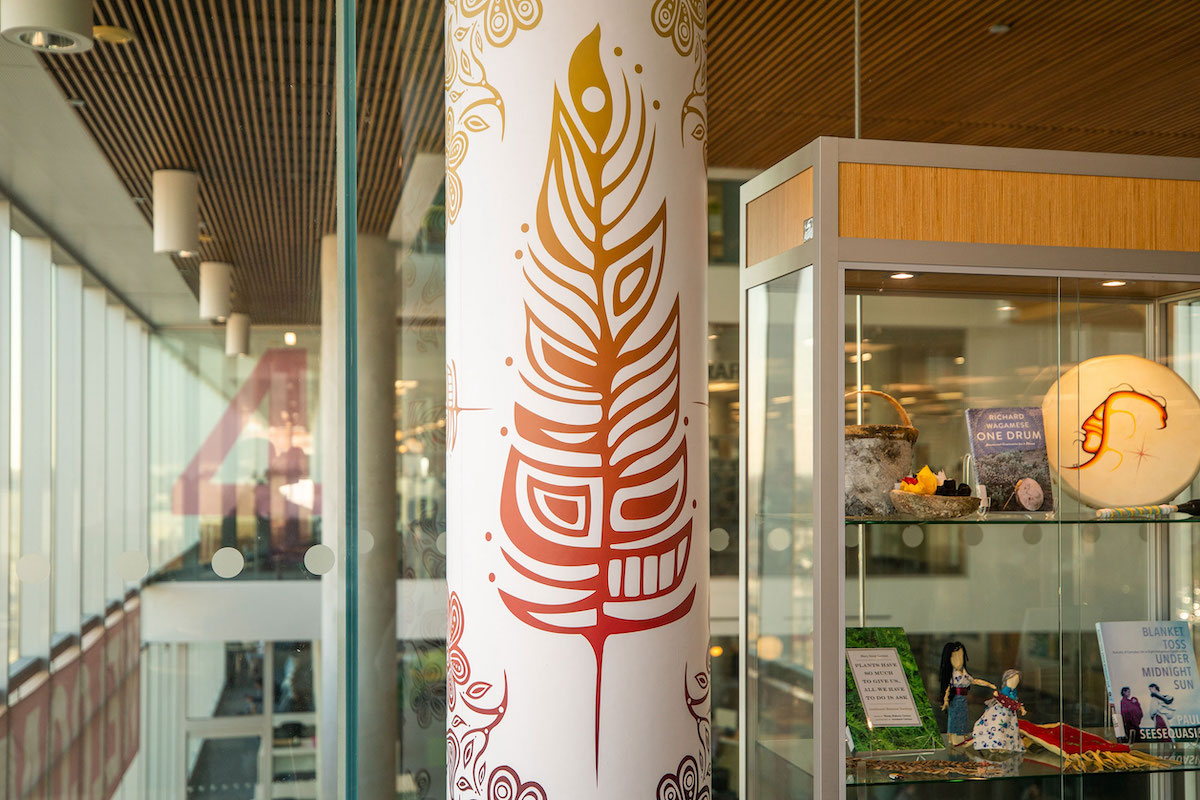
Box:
xmin=1101 ymin=280 xmax=1127 ymax=287
xmin=2 ymin=0 xmax=95 ymax=53
xmin=997 ymin=305 xmax=1016 ymax=312
xmin=66 ymin=97 xmax=85 ymax=108
xmin=954 ymin=356 xmax=966 ymax=365
xmin=177 ymin=250 xmax=197 ymax=258
xmin=132 ymin=196 xmax=147 ymax=204
xmin=93 ymin=25 xmax=135 ymax=45
xmin=989 ymin=22 xmax=1012 ymax=34
xmin=284 ymin=331 xmax=297 ymax=346
xmin=891 ymin=272 xmax=915 ymax=280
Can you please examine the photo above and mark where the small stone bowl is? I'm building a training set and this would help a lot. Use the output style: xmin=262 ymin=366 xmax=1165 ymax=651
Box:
xmin=889 ymin=490 xmax=981 ymax=520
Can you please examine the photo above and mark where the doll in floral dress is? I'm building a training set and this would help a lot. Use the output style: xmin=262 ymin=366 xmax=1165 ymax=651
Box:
xmin=972 ymin=669 xmax=1027 ymax=752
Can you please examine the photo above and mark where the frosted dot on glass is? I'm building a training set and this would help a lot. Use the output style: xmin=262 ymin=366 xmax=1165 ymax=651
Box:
xmin=709 ymin=528 xmax=730 ymax=551
xmin=116 ymin=551 xmax=150 ymax=582
xmin=359 ymin=530 xmax=375 ymax=555
xmin=211 ymin=547 xmax=245 ymax=579
xmin=901 ymin=526 xmax=925 ymax=548
xmin=435 ymin=532 xmax=447 ymax=555
xmin=964 ymin=525 xmax=984 ymax=546
xmin=1022 ymin=524 xmax=1043 ymax=546
xmin=766 ymin=527 xmax=791 ymax=552
xmin=16 ymin=553 xmax=50 ymax=584
xmin=304 ymin=544 xmax=336 ymax=575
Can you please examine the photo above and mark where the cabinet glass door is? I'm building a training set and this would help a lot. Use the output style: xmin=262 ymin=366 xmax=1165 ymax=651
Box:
xmin=746 ymin=266 xmax=815 ymax=798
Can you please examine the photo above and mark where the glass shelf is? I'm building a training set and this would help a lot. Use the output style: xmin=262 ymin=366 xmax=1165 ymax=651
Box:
xmin=846 ymin=512 xmax=1200 ymax=527
xmin=758 ymin=735 xmax=1200 ymax=788
xmin=845 ymin=737 xmax=1200 ymax=786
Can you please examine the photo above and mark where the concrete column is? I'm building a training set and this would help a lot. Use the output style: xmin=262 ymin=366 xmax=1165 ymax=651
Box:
xmin=319 ymin=232 xmax=398 ymax=798
xmin=445 ymin=1 xmax=709 ymax=797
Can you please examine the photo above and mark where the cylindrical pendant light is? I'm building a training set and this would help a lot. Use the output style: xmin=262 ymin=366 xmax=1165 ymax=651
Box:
xmin=152 ymin=169 xmax=199 ymax=256
xmin=199 ymin=261 xmax=233 ymax=321
xmin=225 ymin=313 xmax=250 ymax=357
xmin=1 ymin=0 xmax=93 ymax=53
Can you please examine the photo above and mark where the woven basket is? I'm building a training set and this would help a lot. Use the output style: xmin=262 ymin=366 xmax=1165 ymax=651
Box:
xmin=845 ymin=389 xmax=919 ymax=518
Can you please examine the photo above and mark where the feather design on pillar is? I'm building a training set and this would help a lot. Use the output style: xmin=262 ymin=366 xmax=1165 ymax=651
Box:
xmin=498 ymin=26 xmax=695 ymax=770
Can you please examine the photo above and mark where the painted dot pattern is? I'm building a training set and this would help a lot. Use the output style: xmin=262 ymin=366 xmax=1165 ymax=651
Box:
xmin=505 ymin=357 xmax=513 ymax=366
xmin=581 ymin=86 xmax=605 ymax=112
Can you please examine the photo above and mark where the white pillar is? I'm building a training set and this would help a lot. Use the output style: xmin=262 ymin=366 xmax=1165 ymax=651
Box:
xmin=318 ymin=232 xmax=398 ymax=798
xmin=445 ymin=2 xmax=709 ymax=797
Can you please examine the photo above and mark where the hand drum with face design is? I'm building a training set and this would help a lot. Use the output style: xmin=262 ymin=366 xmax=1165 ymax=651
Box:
xmin=1043 ymin=355 xmax=1200 ymax=508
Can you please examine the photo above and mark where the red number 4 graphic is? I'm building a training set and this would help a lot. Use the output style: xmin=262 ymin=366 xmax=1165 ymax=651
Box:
xmin=172 ymin=348 xmax=318 ymax=549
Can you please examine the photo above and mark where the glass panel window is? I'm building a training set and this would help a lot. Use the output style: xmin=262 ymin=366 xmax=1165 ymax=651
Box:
xmin=186 ymin=735 xmax=262 ymax=799
xmin=17 ymin=236 xmax=53 ymax=661
xmin=746 ymin=267 xmax=815 ymax=798
xmin=80 ymin=286 xmax=107 ymax=620
xmin=186 ymin=642 xmax=265 ymax=718
xmin=53 ymin=264 xmax=84 ymax=635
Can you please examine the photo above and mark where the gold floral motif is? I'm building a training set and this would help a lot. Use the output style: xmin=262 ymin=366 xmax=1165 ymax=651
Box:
xmin=444 ymin=0 xmax=541 ymax=223
xmin=460 ymin=0 xmax=542 ymax=48
xmin=445 ymin=110 xmax=470 ymax=225
xmin=682 ymin=47 xmax=707 ymax=163
xmin=651 ymin=0 xmax=707 ymax=159
xmin=651 ymin=0 xmax=705 ymax=58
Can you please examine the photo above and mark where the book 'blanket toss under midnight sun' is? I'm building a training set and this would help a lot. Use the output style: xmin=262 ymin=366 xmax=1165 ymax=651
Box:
xmin=1097 ymin=621 xmax=1200 ymax=742
xmin=965 ymin=406 xmax=1055 ymax=512
xmin=845 ymin=627 xmax=942 ymax=752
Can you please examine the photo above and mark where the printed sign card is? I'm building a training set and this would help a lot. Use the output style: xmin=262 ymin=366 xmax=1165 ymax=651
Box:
xmin=965 ymin=406 xmax=1055 ymax=512
xmin=846 ymin=648 xmax=921 ymax=727
xmin=845 ymin=627 xmax=943 ymax=752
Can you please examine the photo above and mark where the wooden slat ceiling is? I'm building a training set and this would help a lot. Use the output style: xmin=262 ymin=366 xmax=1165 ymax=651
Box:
xmin=708 ymin=0 xmax=1200 ymax=167
xmin=37 ymin=0 xmax=1200 ymax=324
xmin=42 ymin=0 xmax=424 ymax=325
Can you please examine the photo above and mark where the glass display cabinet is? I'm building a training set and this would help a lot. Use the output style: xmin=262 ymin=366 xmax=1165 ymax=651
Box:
xmin=739 ymin=137 xmax=1200 ymax=799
